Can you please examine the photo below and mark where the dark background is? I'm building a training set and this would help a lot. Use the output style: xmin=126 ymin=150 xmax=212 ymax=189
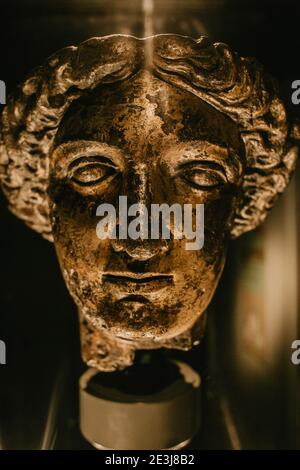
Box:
xmin=0 ymin=0 xmax=299 ymax=450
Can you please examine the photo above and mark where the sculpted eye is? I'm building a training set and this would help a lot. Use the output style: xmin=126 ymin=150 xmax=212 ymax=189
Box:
xmin=72 ymin=163 xmax=116 ymax=186
xmin=69 ymin=156 xmax=118 ymax=187
xmin=178 ymin=162 xmax=227 ymax=190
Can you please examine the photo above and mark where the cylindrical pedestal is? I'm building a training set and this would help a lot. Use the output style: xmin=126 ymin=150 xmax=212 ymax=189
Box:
xmin=79 ymin=358 xmax=201 ymax=450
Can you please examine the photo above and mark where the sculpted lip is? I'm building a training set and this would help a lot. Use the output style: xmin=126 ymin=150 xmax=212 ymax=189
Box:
xmin=102 ymin=273 xmax=174 ymax=292
xmin=116 ymin=294 xmax=151 ymax=304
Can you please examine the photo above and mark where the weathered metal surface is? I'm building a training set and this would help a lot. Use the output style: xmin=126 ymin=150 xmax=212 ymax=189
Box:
xmin=0 ymin=34 xmax=298 ymax=370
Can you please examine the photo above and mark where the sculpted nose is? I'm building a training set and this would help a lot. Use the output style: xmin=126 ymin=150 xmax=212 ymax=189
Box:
xmin=126 ymin=162 xmax=150 ymax=207
xmin=111 ymin=162 xmax=171 ymax=261
xmin=111 ymin=239 xmax=170 ymax=261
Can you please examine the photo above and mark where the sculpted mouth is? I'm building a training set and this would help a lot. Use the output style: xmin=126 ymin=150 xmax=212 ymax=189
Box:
xmin=102 ymin=272 xmax=174 ymax=293
xmin=116 ymin=294 xmax=150 ymax=304
xmin=103 ymin=273 xmax=173 ymax=283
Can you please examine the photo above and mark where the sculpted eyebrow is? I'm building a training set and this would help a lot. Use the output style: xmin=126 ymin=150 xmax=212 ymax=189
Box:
xmin=68 ymin=155 xmax=118 ymax=170
xmin=177 ymin=159 xmax=227 ymax=176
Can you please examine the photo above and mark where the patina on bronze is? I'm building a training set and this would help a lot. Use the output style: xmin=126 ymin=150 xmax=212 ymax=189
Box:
xmin=0 ymin=35 xmax=299 ymax=371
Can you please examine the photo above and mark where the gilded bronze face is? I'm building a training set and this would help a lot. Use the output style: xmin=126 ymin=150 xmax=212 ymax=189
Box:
xmin=49 ymin=70 xmax=244 ymax=343
xmin=0 ymin=35 xmax=298 ymax=370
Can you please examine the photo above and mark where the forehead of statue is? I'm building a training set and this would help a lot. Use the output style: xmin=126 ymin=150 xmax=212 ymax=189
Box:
xmin=54 ymin=70 xmax=244 ymax=156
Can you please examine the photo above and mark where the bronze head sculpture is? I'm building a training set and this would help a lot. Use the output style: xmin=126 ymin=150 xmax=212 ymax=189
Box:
xmin=0 ymin=34 xmax=299 ymax=371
